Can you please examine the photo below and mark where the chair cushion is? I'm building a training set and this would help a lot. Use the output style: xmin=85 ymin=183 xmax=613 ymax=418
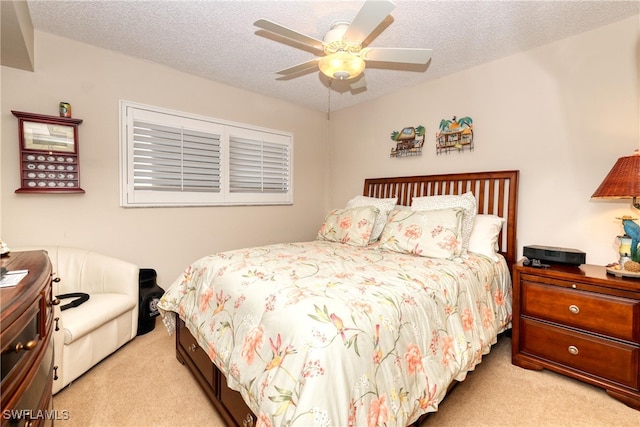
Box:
xmin=61 ymin=293 xmax=136 ymax=345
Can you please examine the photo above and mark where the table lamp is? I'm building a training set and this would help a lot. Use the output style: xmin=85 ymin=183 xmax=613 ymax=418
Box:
xmin=591 ymin=150 xmax=640 ymax=208
xmin=592 ymin=150 xmax=640 ymax=264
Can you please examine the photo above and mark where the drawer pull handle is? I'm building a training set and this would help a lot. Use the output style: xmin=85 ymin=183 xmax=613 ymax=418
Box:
xmin=568 ymin=345 xmax=579 ymax=356
xmin=54 ymin=366 xmax=59 ymax=380
xmin=51 ymin=298 xmax=61 ymax=306
xmin=568 ymin=304 xmax=580 ymax=314
xmin=189 ymin=343 xmax=197 ymax=352
xmin=242 ymin=413 xmax=254 ymax=427
xmin=15 ymin=340 xmax=37 ymax=352
xmin=54 ymin=317 xmax=60 ymax=331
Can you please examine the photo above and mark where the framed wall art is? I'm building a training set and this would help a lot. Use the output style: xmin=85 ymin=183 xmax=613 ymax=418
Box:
xmin=12 ymin=110 xmax=85 ymax=193
xmin=436 ymin=116 xmax=473 ymax=155
xmin=390 ymin=125 xmax=425 ymax=158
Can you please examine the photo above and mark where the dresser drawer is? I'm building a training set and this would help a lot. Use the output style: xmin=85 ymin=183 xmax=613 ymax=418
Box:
xmin=2 ymin=336 xmax=54 ymax=427
xmin=1 ymin=251 xmax=54 ymax=426
xmin=1 ymin=301 xmax=41 ymax=386
xmin=220 ymin=374 xmax=254 ymax=427
xmin=177 ymin=321 xmax=215 ymax=386
xmin=520 ymin=318 xmax=639 ymax=389
xmin=521 ymin=280 xmax=640 ymax=343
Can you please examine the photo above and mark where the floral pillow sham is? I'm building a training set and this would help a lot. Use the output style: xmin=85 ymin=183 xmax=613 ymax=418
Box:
xmin=346 ymin=195 xmax=397 ymax=243
xmin=411 ymin=192 xmax=477 ymax=253
xmin=379 ymin=208 xmax=463 ymax=258
xmin=316 ymin=206 xmax=379 ymax=247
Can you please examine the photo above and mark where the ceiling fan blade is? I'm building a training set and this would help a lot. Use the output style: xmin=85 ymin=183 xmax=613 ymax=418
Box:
xmin=343 ymin=0 xmax=396 ymax=45
xmin=254 ymin=19 xmax=325 ymax=53
xmin=350 ymin=74 xmax=367 ymax=90
xmin=275 ymin=59 xmax=319 ymax=76
xmin=361 ymin=47 xmax=432 ymax=64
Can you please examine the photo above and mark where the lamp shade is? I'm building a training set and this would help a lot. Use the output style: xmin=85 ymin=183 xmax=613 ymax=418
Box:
xmin=591 ymin=151 xmax=640 ymax=200
xmin=318 ymin=51 xmax=365 ymax=80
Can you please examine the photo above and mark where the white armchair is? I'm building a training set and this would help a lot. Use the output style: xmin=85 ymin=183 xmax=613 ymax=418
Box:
xmin=23 ymin=246 xmax=139 ymax=394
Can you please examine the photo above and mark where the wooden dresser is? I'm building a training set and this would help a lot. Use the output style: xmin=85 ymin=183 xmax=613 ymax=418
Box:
xmin=1 ymin=251 xmax=56 ymax=426
xmin=512 ymin=261 xmax=640 ymax=409
xmin=176 ymin=317 xmax=255 ymax=427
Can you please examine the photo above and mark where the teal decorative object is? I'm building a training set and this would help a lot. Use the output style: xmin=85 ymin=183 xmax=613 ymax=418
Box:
xmin=622 ymin=218 xmax=640 ymax=261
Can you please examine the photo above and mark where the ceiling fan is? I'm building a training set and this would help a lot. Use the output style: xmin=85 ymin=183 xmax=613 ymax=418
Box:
xmin=254 ymin=0 xmax=432 ymax=89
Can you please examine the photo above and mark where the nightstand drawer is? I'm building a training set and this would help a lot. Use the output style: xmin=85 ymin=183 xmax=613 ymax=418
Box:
xmin=520 ymin=318 xmax=640 ymax=389
xmin=521 ymin=280 xmax=640 ymax=343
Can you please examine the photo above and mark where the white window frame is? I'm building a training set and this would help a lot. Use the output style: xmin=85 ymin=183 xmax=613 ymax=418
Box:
xmin=119 ymin=100 xmax=293 ymax=207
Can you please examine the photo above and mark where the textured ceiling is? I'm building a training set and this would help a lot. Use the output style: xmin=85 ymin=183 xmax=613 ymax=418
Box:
xmin=26 ymin=0 xmax=640 ymax=113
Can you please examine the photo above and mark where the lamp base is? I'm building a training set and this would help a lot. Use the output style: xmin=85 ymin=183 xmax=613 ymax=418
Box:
xmin=606 ymin=266 xmax=640 ymax=278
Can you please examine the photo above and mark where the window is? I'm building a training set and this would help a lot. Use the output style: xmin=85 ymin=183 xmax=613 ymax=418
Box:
xmin=120 ymin=101 xmax=293 ymax=207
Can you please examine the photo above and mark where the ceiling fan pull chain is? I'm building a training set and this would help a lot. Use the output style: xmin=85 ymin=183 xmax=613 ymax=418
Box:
xmin=327 ymin=81 xmax=332 ymax=121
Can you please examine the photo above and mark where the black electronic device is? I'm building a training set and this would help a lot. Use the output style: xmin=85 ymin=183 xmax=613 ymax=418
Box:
xmin=523 ymin=245 xmax=586 ymax=266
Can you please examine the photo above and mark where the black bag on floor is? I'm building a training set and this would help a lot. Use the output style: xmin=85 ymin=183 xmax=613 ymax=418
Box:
xmin=137 ymin=268 xmax=164 ymax=336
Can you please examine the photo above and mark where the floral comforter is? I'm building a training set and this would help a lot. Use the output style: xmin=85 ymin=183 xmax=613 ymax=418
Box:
xmin=158 ymin=240 xmax=512 ymax=427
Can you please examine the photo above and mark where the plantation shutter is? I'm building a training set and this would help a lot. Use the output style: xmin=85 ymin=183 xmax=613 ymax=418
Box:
xmin=229 ymin=136 xmax=289 ymax=194
xmin=121 ymin=101 xmax=293 ymax=207
xmin=132 ymin=120 xmax=221 ymax=192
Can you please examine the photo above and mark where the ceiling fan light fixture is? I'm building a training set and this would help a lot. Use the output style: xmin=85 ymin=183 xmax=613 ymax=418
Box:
xmin=318 ymin=51 xmax=365 ymax=80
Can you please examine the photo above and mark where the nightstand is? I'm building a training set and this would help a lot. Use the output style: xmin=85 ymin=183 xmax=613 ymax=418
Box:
xmin=512 ymin=261 xmax=640 ymax=410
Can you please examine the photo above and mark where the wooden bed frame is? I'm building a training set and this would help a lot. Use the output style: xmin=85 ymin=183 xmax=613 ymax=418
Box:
xmin=174 ymin=170 xmax=519 ymax=427
xmin=364 ymin=170 xmax=519 ymax=269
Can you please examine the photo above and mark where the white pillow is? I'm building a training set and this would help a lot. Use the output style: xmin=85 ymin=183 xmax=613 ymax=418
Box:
xmin=379 ymin=208 xmax=463 ymax=259
xmin=468 ymin=214 xmax=505 ymax=261
xmin=346 ymin=195 xmax=398 ymax=243
xmin=316 ymin=206 xmax=379 ymax=247
xmin=411 ymin=192 xmax=477 ymax=252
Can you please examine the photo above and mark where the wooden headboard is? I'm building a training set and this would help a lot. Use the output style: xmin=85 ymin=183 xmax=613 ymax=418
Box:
xmin=363 ymin=170 xmax=519 ymax=268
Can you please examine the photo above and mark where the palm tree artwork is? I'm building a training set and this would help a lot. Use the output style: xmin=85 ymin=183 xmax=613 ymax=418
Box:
xmin=436 ymin=116 xmax=474 ymax=154
xmin=390 ymin=125 xmax=426 ymax=158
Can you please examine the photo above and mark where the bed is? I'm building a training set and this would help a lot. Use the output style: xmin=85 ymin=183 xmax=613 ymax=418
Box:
xmin=159 ymin=170 xmax=519 ymax=427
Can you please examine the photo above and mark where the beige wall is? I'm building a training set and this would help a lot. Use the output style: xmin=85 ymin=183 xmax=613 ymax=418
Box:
xmin=1 ymin=31 xmax=329 ymax=285
xmin=328 ymin=16 xmax=640 ymax=266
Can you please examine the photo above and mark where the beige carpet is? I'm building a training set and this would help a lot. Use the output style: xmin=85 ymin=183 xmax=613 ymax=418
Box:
xmin=53 ymin=324 xmax=639 ymax=426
